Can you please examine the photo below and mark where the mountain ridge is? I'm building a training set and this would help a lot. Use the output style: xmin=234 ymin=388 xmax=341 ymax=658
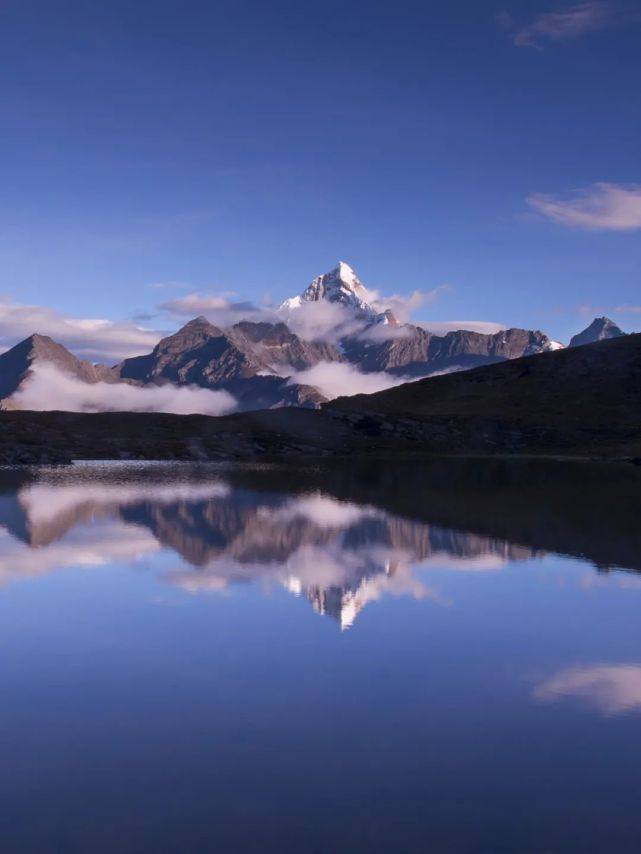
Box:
xmin=0 ymin=262 xmax=628 ymax=414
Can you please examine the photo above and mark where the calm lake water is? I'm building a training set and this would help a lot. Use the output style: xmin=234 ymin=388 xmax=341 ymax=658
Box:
xmin=1 ymin=459 xmax=641 ymax=853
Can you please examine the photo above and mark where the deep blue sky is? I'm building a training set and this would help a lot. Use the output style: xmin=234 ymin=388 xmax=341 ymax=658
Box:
xmin=1 ymin=0 xmax=640 ymax=343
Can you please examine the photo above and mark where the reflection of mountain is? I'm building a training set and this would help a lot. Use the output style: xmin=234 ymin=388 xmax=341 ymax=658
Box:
xmin=1 ymin=457 xmax=640 ymax=627
xmin=0 ymin=467 xmax=540 ymax=627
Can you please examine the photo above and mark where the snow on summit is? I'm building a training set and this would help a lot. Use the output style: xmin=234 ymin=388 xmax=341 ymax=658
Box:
xmin=280 ymin=261 xmax=396 ymax=327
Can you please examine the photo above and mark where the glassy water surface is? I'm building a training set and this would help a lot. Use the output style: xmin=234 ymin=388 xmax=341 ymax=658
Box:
xmin=1 ymin=459 xmax=641 ymax=853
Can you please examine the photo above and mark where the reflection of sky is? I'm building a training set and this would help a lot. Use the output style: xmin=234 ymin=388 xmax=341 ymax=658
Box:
xmin=3 ymin=471 xmax=641 ymax=849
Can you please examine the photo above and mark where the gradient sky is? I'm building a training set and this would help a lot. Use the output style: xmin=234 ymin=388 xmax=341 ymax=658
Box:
xmin=1 ymin=0 xmax=640 ymax=351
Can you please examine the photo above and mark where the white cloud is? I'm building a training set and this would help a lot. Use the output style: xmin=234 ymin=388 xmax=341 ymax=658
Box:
xmin=159 ymin=292 xmax=271 ymax=327
xmin=279 ymin=299 xmax=373 ymax=343
xmin=527 ymin=183 xmax=641 ymax=231
xmin=368 ymin=285 xmax=451 ymax=323
xmin=160 ymin=280 xmax=453 ymax=345
xmin=615 ymin=304 xmax=641 ymax=314
xmin=534 ymin=663 xmax=641 ymax=715
xmin=289 ymin=361 xmax=413 ymax=400
xmin=500 ymin=2 xmax=612 ymax=47
xmin=0 ymin=299 xmax=162 ymax=363
xmin=12 ymin=363 xmax=237 ymax=416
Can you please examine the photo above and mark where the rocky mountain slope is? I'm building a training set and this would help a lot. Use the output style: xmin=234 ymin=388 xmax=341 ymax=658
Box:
xmin=569 ymin=316 xmax=625 ymax=348
xmin=283 ymin=262 xmax=563 ymax=375
xmin=0 ymin=333 xmax=117 ymax=403
xmin=115 ymin=315 xmax=338 ymax=410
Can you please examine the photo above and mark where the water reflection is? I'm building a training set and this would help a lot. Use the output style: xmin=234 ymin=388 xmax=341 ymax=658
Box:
xmin=534 ymin=664 xmax=641 ymax=715
xmin=0 ymin=465 xmax=540 ymax=629
xmin=2 ymin=460 xmax=641 ymax=851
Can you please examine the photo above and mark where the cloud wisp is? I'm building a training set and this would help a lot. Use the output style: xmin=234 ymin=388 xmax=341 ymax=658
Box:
xmin=0 ymin=299 xmax=162 ymax=363
xmin=527 ymin=183 xmax=641 ymax=231
xmin=160 ymin=280 xmax=453 ymax=344
xmin=13 ymin=363 xmax=237 ymax=416
xmin=499 ymin=2 xmax=612 ymax=47
xmin=288 ymin=361 xmax=415 ymax=400
xmin=615 ymin=304 xmax=641 ymax=314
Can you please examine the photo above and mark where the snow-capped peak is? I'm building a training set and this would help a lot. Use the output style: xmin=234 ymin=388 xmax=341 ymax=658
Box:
xmin=281 ymin=262 xmax=393 ymax=325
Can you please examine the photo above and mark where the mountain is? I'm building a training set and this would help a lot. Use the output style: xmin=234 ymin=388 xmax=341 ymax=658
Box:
xmin=3 ymin=333 xmax=640 ymax=465
xmin=1 ymin=264 xmax=621 ymax=417
xmin=342 ymin=325 xmax=561 ymax=376
xmin=282 ymin=261 xmax=562 ymax=376
xmin=115 ymin=315 xmax=339 ymax=410
xmin=0 ymin=333 xmax=116 ymax=405
xmin=569 ymin=316 xmax=625 ymax=348
xmin=281 ymin=260 xmax=395 ymax=324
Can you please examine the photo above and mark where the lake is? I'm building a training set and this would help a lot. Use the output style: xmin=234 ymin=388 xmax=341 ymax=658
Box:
xmin=1 ymin=459 xmax=640 ymax=853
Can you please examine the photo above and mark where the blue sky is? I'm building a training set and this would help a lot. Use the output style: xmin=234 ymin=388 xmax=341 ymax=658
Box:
xmin=1 ymin=0 xmax=640 ymax=358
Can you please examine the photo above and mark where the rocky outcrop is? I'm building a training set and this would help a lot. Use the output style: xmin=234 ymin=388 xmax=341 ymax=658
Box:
xmin=0 ymin=333 xmax=117 ymax=404
xmin=115 ymin=316 xmax=333 ymax=411
xmin=342 ymin=325 xmax=560 ymax=376
xmin=569 ymin=316 xmax=625 ymax=348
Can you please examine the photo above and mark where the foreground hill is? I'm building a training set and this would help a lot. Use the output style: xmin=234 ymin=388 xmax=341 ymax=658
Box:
xmin=327 ymin=331 xmax=641 ymax=449
xmin=0 ymin=333 xmax=639 ymax=464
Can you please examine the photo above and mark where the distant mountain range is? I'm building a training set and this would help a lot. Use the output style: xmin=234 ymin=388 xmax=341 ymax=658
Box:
xmin=0 ymin=261 xmax=627 ymax=412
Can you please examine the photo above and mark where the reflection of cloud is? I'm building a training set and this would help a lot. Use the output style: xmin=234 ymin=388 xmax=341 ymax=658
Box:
xmin=534 ymin=663 xmax=641 ymax=714
xmin=263 ymin=494 xmax=380 ymax=528
xmin=165 ymin=542 xmax=438 ymax=629
xmin=0 ymin=521 xmax=159 ymax=586
xmin=20 ymin=481 xmax=230 ymax=530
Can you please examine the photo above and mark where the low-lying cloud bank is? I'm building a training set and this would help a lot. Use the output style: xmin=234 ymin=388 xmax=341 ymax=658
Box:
xmin=289 ymin=361 xmax=416 ymax=400
xmin=13 ymin=364 xmax=237 ymax=416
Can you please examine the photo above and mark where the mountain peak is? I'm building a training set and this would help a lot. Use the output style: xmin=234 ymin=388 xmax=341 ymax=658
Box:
xmin=280 ymin=262 xmax=395 ymax=325
xmin=569 ymin=316 xmax=625 ymax=348
xmin=330 ymin=261 xmax=360 ymax=288
xmin=183 ymin=315 xmax=215 ymax=328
